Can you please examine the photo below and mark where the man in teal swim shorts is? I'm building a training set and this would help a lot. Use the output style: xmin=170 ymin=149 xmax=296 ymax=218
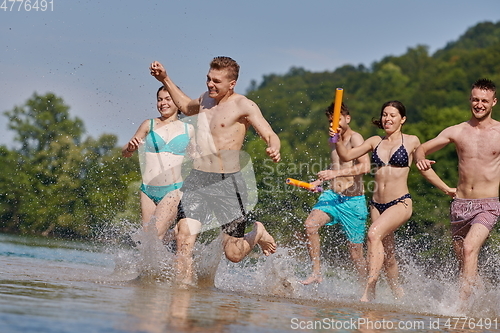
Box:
xmin=301 ymin=103 xmax=370 ymax=285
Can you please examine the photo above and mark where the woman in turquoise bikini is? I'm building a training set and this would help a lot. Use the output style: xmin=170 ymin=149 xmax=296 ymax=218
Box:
xmin=123 ymin=87 xmax=194 ymax=240
xmin=334 ymin=101 xmax=420 ymax=302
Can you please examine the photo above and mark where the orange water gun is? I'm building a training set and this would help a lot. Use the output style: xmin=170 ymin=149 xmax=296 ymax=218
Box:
xmin=286 ymin=178 xmax=323 ymax=192
xmin=329 ymin=87 xmax=343 ymax=143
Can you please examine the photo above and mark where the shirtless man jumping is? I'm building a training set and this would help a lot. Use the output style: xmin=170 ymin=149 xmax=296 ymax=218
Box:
xmin=150 ymin=56 xmax=280 ymax=284
xmin=416 ymin=78 xmax=500 ymax=301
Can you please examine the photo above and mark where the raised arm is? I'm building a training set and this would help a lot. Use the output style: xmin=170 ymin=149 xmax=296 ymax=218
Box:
xmin=243 ymin=98 xmax=281 ymax=162
xmin=149 ymin=61 xmax=200 ymax=116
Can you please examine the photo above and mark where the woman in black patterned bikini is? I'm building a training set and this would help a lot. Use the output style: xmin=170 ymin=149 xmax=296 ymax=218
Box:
xmin=334 ymin=100 xmax=420 ymax=302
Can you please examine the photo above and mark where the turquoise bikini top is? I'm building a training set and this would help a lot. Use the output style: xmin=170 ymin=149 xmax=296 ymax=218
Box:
xmin=145 ymin=119 xmax=190 ymax=155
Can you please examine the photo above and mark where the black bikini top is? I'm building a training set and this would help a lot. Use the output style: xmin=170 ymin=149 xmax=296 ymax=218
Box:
xmin=372 ymin=135 xmax=410 ymax=168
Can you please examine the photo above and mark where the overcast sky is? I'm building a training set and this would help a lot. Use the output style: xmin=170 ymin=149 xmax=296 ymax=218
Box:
xmin=1 ymin=0 xmax=499 ymax=147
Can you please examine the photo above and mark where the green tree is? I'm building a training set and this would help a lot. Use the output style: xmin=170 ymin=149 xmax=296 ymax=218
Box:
xmin=243 ymin=20 xmax=500 ymax=247
xmin=0 ymin=146 xmax=27 ymax=232
xmin=5 ymin=93 xmax=84 ymax=155
xmin=2 ymin=93 xmax=139 ymax=238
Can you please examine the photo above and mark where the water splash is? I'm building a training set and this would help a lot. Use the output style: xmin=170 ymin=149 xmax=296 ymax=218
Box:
xmin=99 ymin=218 xmax=500 ymax=319
xmin=211 ymin=230 xmax=500 ymax=318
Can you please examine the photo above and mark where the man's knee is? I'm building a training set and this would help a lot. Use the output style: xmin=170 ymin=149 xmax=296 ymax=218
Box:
xmin=225 ymin=252 xmax=244 ymax=263
xmin=223 ymin=235 xmax=248 ymax=263
xmin=304 ymin=216 xmax=325 ymax=234
xmin=462 ymin=241 xmax=480 ymax=260
xmin=224 ymin=245 xmax=246 ymax=263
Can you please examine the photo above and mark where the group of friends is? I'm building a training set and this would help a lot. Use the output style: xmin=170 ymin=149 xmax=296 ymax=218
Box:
xmin=122 ymin=56 xmax=499 ymax=305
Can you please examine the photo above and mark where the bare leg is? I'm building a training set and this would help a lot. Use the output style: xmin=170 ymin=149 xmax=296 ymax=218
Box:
xmin=175 ymin=218 xmax=201 ymax=285
xmin=301 ymin=210 xmax=330 ymax=285
xmin=382 ymin=233 xmax=404 ymax=299
xmin=457 ymin=223 xmax=490 ymax=300
xmin=360 ymin=200 xmax=412 ymax=302
xmin=348 ymin=242 xmax=367 ymax=283
xmin=360 ymin=207 xmax=382 ymax=302
xmin=361 ymin=227 xmax=385 ymax=302
xmin=222 ymin=221 xmax=276 ymax=263
xmin=162 ymin=224 xmax=178 ymax=248
xmin=140 ymin=190 xmax=181 ymax=240
xmin=154 ymin=189 xmax=181 ymax=240
xmin=453 ymin=236 xmax=465 ymax=272
xmin=140 ymin=192 xmax=157 ymax=230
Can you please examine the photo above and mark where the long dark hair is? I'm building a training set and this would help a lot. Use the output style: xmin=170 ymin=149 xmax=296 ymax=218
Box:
xmin=372 ymin=100 xmax=406 ymax=129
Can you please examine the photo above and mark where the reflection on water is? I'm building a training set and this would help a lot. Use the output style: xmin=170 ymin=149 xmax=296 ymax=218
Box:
xmin=1 ymin=232 xmax=499 ymax=333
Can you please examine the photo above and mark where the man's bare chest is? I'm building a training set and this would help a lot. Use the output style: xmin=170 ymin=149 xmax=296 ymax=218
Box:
xmin=455 ymin=129 xmax=500 ymax=160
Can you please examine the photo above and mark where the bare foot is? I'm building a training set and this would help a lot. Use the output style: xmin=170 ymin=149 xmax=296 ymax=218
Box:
xmin=175 ymin=269 xmax=196 ymax=287
xmin=392 ymin=285 xmax=405 ymax=300
xmin=360 ymin=280 xmax=376 ymax=302
xmin=300 ymin=274 xmax=323 ymax=285
xmin=255 ymin=222 xmax=277 ymax=256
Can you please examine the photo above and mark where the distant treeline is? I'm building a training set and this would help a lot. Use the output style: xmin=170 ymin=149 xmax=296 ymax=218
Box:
xmin=1 ymin=21 xmax=500 ymax=246
xmin=243 ymin=21 xmax=500 ymax=245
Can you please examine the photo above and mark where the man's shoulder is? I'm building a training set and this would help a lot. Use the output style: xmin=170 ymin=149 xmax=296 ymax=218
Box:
xmin=233 ymin=93 xmax=256 ymax=106
xmin=230 ymin=94 xmax=261 ymax=115
xmin=484 ymin=119 xmax=500 ymax=137
xmin=440 ymin=122 xmax=467 ymax=136
xmin=348 ymin=130 xmax=364 ymax=141
xmin=490 ymin=119 xmax=500 ymax=128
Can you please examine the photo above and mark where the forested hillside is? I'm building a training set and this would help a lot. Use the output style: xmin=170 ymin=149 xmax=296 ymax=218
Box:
xmin=244 ymin=20 xmax=500 ymax=242
xmin=1 ymin=21 xmax=500 ymax=244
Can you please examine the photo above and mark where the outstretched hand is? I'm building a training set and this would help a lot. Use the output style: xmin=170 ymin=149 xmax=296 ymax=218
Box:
xmin=150 ymin=61 xmax=167 ymax=82
xmin=127 ymin=137 xmax=142 ymax=152
xmin=317 ymin=169 xmax=337 ymax=181
xmin=416 ymin=158 xmax=435 ymax=171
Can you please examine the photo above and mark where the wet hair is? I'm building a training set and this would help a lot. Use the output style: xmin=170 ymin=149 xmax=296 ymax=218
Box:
xmin=325 ymin=102 xmax=350 ymax=118
xmin=472 ymin=78 xmax=496 ymax=97
xmin=210 ymin=56 xmax=240 ymax=81
xmin=372 ymin=100 xmax=406 ymax=129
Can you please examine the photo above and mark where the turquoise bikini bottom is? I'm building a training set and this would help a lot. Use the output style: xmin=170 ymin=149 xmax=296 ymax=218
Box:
xmin=140 ymin=182 xmax=183 ymax=205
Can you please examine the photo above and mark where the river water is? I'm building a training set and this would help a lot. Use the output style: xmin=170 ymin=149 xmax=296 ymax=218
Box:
xmin=1 ymin=230 xmax=499 ymax=333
